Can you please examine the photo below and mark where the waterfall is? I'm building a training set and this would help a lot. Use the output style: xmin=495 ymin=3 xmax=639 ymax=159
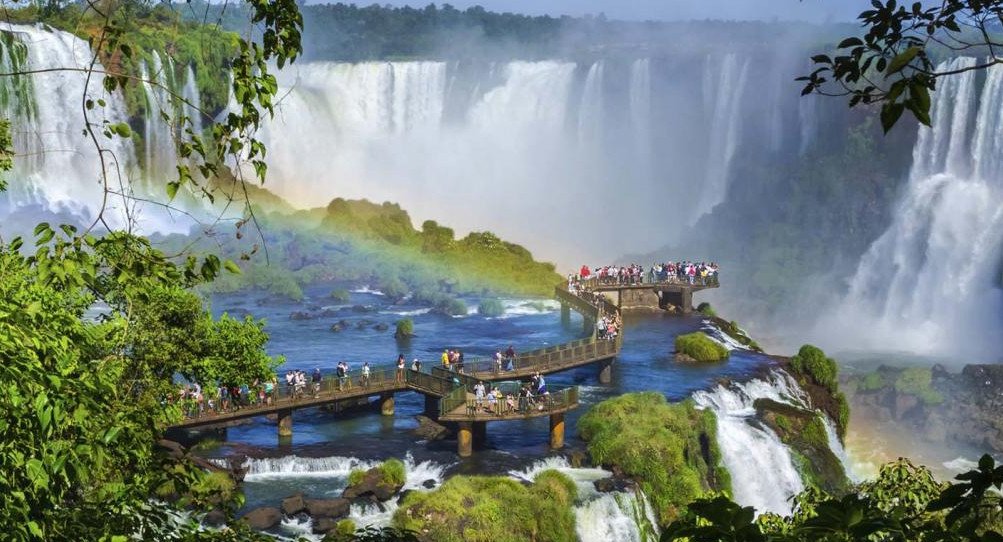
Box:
xmin=696 ymin=53 xmax=750 ymax=220
xmin=629 ymin=59 xmax=652 ymax=178
xmin=824 ymin=57 xmax=1003 ymax=359
xmin=238 ymin=454 xmax=379 ymax=479
xmin=578 ymin=61 xmax=605 ymax=147
xmin=509 ymin=456 xmax=660 ymax=542
xmin=0 ymin=24 xmax=137 ymax=227
xmin=140 ymin=51 xmax=176 ymax=185
xmin=181 ymin=65 xmax=203 ymax=141
xmin=692 ymin=372 xmax=807 ymax=515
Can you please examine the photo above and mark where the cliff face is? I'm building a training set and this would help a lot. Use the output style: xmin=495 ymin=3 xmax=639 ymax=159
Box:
xmin=845 ymin=364 xmax=1003 ymax=454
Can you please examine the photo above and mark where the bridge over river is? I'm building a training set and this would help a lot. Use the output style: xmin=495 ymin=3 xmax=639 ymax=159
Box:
xmin=170 ymin=279 xmax=715 ymax=456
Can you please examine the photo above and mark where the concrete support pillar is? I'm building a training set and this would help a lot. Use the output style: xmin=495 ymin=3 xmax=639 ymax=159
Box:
xmin=457 ymin=422 xmax=473 ymax=457
xmin=681 ymin=290 xmax=693 ymax=314
xmin=550 ymin=413 xmax=565 ymax=449
xmin=380 ymin=393 xmax=395 ymax=416
xmin=278 ymin=408 xmax=293 ymax=440
xmin=424 ymin=395 xmax=439 ymax=418
xmin=560 ymin=303 xmax=570 ymax=327
xmin=598 ymin=359 xmax=613 ymax=385
xmin=472 ymin=421 xmax=487 ymax=447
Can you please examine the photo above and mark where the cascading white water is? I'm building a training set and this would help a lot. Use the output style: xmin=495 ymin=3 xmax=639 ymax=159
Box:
xmin=692 ymin=372 xmax=807 ymax=516
xmin=509 ymin=456 xmax=660 ymax=542
xmin=578 ymin=61 xmax=605 ymax=147
xmin=181 ymin=65 xmax=203 ymax=140
xmin=0 ymin=24 xmax=137 ymax=227
xmin=696 ymin=53 xmax=749 ymax=220
xmin=822 ymin=57 xmax=1003 ymax=360
xmin=629 ymin=58 xmax=652 ymax=179
xmin=140 ymin=51 xmax=177 ymax=185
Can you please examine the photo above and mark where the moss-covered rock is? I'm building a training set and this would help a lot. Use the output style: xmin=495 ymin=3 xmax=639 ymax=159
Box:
xmin=783 ymin=345 xmax=850 ymax=439
xmin=343 ymin=459 xmax=406 ymax=502
xmin=329 ymin=289 xmax=351 ymax=303
xmin=394 ymin=318 xmax=415 ymax=339
xmin=577 ymin=393 xmax=730 ymax=525
xmin=754 ymin=398 xmax=849 ymax=494
xmin=477 ymin=298 xmax=504 ymax=317
xmin=675 ymin=332 xmax=729 ymax=362
xmin=392 ymin=470 xmax=577 ymax=542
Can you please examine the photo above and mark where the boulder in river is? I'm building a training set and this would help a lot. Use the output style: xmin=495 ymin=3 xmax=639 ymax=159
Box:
xmin=374 ymin=322 xmax=390 ymax=332
xmin=330 ymin=324 xmax=342 ymax=333
xmin=290 ymin=311 xmax=312 ymax=321
xmin=241 ymin=507 xmax=282 ymax=531
xmin=201 ymin=509 xmax=226 ymax=528
xmin=306 ymin=497 xmax=350 ymax=519
xmin=342 ymin=462 xmax=405 ymax=502
xmin=593 ymin=475 xmax=636 ymax=493
xmin=413 ymin=415 xmax=451 ymax=441
xmin=281 ymin=493 xmax=307 ymax=516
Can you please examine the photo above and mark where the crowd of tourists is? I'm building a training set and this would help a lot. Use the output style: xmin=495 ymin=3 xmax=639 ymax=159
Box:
xmin=439 ymin=345 xmax=518 ymax=374
xmin=570 ymin=261 xmax=720 ymax=287
xmin=471 ymin=371 xmax=551 ymax=415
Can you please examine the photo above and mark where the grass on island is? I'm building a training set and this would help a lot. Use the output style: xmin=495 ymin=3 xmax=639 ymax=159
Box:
xmin=675 ymin=332 xmax=729 ymax=362
xmin=393 ymin=470 xmax=577 ymax=542
xmin=577 ymin=393 xmax=731 ymax=525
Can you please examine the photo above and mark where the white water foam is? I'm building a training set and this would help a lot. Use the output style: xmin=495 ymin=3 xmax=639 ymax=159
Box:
xmin=692 ymin=372 xmax=807 ymax=515
xmin=241 ymin=455 xmax=379 ymax=480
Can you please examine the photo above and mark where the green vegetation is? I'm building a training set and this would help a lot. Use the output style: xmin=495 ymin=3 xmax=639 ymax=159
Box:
xmin=393 ymin=470 xmax=577 ymax=542
xmin=696 ymin=302 xmax=717 ymax=317
xmin=859 ymin=371 xmax=887 ymax=391
xmin=675 ymin=332 xmax=729 ymax=362
xmin=173 ymin=197 xmax=561 ymax=306
xmin=478 ymin=298 xmax=505 ymax=317
xmin=394 ymin=318 xmax=414 ymax=339
xmin=330 ymin=288 xmax=351 ymax=302
xmin=375 ymin=458 xmax=406 ymax=488
xmin=577 ymin=393 xmax=730 ymax=525
xmin=322 ymin=519 xmax=358 ymax=542
xmin=347 ymin=469 xmax=366 ymax=487
xmin=665 ymin=455 xmax=1003 ymax=542
xmin=791 ymin=344 xmax=838 ymax=392
xmin=895 ymin=367 xmax=945 ymax=405
xmin=755 ymin=398 xmax=849 ymax=494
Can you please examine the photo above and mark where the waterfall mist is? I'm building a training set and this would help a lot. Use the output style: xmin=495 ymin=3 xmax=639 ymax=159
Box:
xmin=815 ymin=59 xmax=1003 ymax=362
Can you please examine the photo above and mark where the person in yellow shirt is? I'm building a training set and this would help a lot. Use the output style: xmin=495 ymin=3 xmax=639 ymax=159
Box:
xmin=441 ymin=349 xmax=450 ymax=369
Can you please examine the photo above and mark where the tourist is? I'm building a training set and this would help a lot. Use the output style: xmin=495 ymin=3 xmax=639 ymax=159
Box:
xmin=264 ymin=378 xmax=274 ymax=406
xmin=441 ymin=349 xmax=450 ymax=371
xmin=361 ymin=362 xmax=371 ymax=388
xmin=536 ymin=372 xmax=547 ymax=395
xmin=312 ymin=367 xmax=323 ymax=397
xmin=411 ymin=358 xmax=420 ymax=372
xmin=457 ymin=350 xmax=465 ymax=373
xmin=396 ymin=355 xmax=406 ymax=383
xmin=486 ymin=385 xmax=498 ymax=413
xmin=336 ymin=362 xmax=347 ymax=391
xmin=506 ymin=393 xmax=516 ymax=413
xmin=474 ymin=381 xmax=486 ymax=410
xmin=285 ymin=371 xmax=295 ymax=398
xmin=505 ymin=344 xmax=516 ymax=366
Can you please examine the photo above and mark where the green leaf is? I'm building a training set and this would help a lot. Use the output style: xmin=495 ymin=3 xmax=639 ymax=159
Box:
xmin=223 ymin=259 xmax=242 ymax=275
xmin=166 ymin=181 xmax=180 ymax=201
xmin=881 ymin=103 xmax=905 ymax=133
xmin=886 ymin=46 xmax=921 ymax=75
xmin=103 ymin=426 xmax=122 ymax=445
xmin=110 ymin=123 xmax=132 ymax=138
xmin=26 ymin=459 xmax=49 ymax=489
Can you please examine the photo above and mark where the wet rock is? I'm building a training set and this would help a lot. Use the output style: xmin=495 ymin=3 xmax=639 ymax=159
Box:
xmin=352 ymin=305 xmax=373 ymax=313
xmin=342 ymin=468 xmax=403 ymax=502
xmin=306 ymin=498 xmax=350 ymax=519
xmin=894 ymin=393 xmax=919 ymax=418
xmin=422 ymin=479 xmax=437 ymax=489
xmin=338 ymin=319 xmax=351 ymax=327
xmin=397 ymin=489 xmax=416 ymax=505
xmin=357 ymin=319 xmax=373 ymax=329
xmin=330 ymin=324 xmax=342 ymax=333
xmin=290 ymin=311 xmax=312 ymax=321
xmin=593 ymin=476 xmax=636 ymax=493
xmin=202 ymin=509 xmax=227 ymax=528
xmin=413 ymin=415 xmax=451 ymax=441
xmin=241 ymin=507 xmax=282 ymax=531
xmin=374 ymin=323 xmax=390 ymax=332
xmin=312 ymin=516 xmax=339 ymax=534
xmin=320 ymin=308 xmax=338 ymax=317
xmin=281 ymin=493 xmax=307 ymax=516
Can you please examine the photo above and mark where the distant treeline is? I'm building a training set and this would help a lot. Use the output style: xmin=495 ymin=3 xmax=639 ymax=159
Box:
xmin=181 ymin=1 xmax=857 ymax=61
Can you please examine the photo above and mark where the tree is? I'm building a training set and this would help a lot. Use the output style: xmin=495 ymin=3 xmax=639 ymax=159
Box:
xmin=800 ymin=0 xmax=1003 ymax=132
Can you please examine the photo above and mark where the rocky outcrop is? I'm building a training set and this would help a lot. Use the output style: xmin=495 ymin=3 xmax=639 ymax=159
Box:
xmin=280 ymin=493 xmax=307 ymax=516
xmin=593 ymin=475 xmax=636 ymax=493
xmin=413 ymin=415 xmax=451 ymax=441
xmin=306 ymin=498 xmax=351 ymax=518
xmin=754 ymin=398 xmax=849 ymax=494
xmin=241 ymin=507 xmax=282 ymax=530
xmin=343 ymin=463 xmax=405 ymax=502
xmin=846 ymin=364 xmax=1003 ymax=454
